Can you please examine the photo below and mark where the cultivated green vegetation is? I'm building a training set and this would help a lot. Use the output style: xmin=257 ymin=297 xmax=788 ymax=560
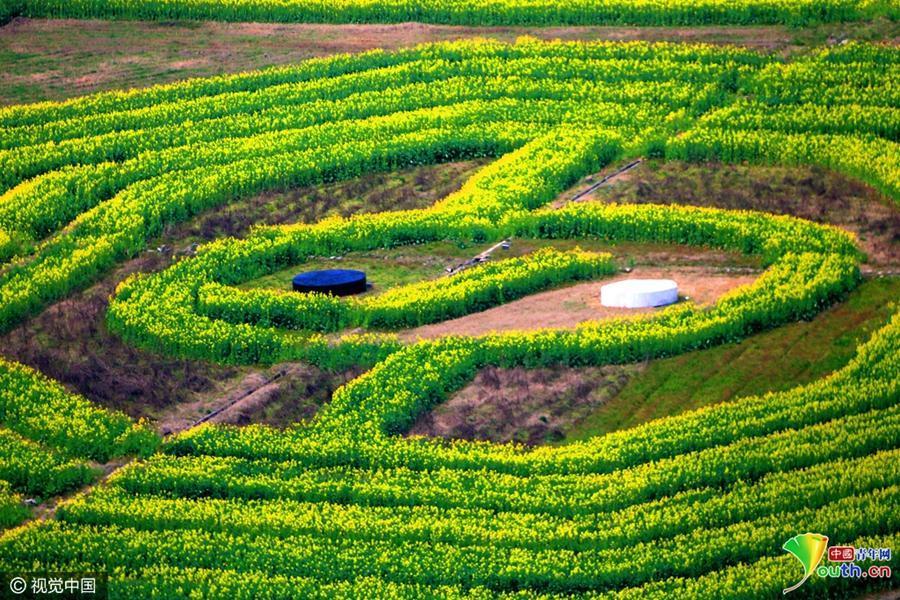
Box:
xmin=4 ymin=0 xmax=897 ymax=27
xmin=0 ymin=25 xmax=896 ymax=600
xmin=0 ymin=356 xmax=157 ymax=524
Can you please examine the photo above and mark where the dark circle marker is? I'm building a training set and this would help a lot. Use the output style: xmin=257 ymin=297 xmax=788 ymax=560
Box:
xmin=292 ymin=269 xmax=367 ymax=296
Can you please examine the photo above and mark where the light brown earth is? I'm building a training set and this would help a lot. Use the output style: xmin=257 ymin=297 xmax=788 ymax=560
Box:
xmin=407 ymin=363 xmax=644 ymax=445
xmin=3 ymin=17 xmax=896 ymax=105
xmin=400 ymin=266 xmax=758 ymax=341
xmin=0 ymin=17 xmax=795 ymax=105
xmin=156 ymin=365 xmax=289 ymax=435
xmin=155 ymin=361 xmax=365 ymax=434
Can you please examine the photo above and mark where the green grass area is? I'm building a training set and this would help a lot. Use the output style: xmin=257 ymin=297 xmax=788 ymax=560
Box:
xmin=241 ymin=256 xmax=442 ymax=295
xmin=239 ymin=240 xmax=478 ymax=293
xmin=562 ymin=276 xmax=900 ymax=443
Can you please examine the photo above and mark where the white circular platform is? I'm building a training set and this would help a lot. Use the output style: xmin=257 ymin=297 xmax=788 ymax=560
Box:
xmin=600 ymin=279 xmax=679 ymax=308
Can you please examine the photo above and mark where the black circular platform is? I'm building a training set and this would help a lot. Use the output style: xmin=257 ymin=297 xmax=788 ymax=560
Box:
xmin=292 ymin=269 xmax=367 ymax=296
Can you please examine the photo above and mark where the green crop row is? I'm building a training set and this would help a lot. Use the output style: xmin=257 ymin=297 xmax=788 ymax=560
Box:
xmin=198 ymin=247 xmax=616 ymax=332
xmin=103 ymin=126 xmax=621 ymax=366
xmin=0 ymin=358 xmax=158 ymax=462
xmin=1 ymin=99 xmax=529 ymax=241
xmin=0 ymin=77 xmax=690 ymax=193
xmin=0 ymin=93 xmax=670 ymax=245
xmin=0 ymin=228 xmax=15 ymax=263
xmin=0 ymin=39 xmax=766 ymax=129
xmin=123 ymin=403 xmax=900 ymax=519
xmin=0 ymin=428 xmax=96 ymax=497
xmin=0 ymin=54 xmax=723 ymax=153
xmin=668 ymin=129 xmax=899 ymax=202
xmin=0 ymin=481 xmax=28 ymax=530
xmin=699 ymin=101 xmax=900 ymax=140
xmin=103 ymin=131 xmax=861 ymax=371
xmin=165 ymin=300 xmax=898 ymax=477
xmin=2 ymin=486 xmax=896 ymax=593
xmin=0 ymin=533 xmax=891 ymax=599
xmin=0 ymin=121 xmax=538 ymax=334
xmin=1 ymin=39 xmax=891 ymax=340
xmin=7 ymin=0 xmax=895 ymax=26
xmin=743 ymin=56 xmax=900 ymax=107
xmin=61 ymin=449 xmax=895 ymax=555
xmin=595 ymin=533 xmax=900 ymax=600
xmin=0 ymin=359 xmax=157 ymax=497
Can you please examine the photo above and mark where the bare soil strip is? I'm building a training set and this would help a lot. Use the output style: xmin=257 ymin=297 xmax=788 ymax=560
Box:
xmin=20 ymin=457 xmax=130 ymax=527
xmin=408 ymin=363 xmax=644 ymax=445
xmin=400 ymin=266 xmax=759 ymax=341
xmin=566 ymin=158 xmax=644 ymax=203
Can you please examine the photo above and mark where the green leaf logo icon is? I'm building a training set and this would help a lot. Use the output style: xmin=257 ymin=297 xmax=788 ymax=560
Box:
xmin=782 ymin=533 xmax=829 ymax=594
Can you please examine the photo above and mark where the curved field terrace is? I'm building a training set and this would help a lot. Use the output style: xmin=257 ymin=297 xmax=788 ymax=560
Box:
xmin=0 ymin=7 xmax=897 ymax=600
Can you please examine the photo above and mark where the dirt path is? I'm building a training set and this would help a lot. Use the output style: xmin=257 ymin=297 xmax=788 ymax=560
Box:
xmin=22 ymin=457 xmax=131 ymax=527
xmin=157 ymin=363 xmax=303 ymax=435
xmin=401 ymin=266 xmax=759 ymax=341
xmin=556 ymin=159 xmax=644 ymax=206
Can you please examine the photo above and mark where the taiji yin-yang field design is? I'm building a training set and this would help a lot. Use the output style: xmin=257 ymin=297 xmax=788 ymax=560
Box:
xmin=0 ymin=2 xmax=897 ymax=598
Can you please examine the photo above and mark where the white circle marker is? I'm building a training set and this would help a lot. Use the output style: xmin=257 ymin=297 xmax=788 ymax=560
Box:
xmin=600 ymin=279 xmax=679 ymax=308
